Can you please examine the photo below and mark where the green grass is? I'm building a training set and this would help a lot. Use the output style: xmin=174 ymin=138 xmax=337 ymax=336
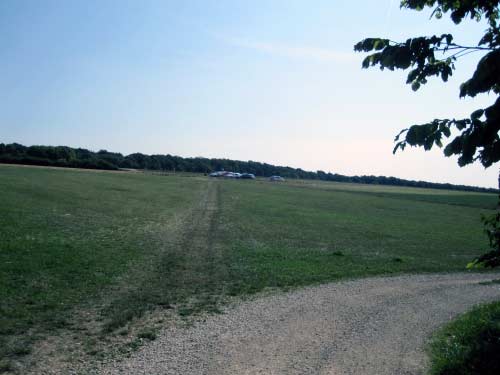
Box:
xmin=0 ymin=165 xmax=205 ymax=362
xmin=0 ymin=164 xmax=498 ymax=368
xmin=218 ymin=179 xmax=496 ymax=293
xmin=136 ymin=328 xmax=158 ymax=341
xmin=429 ymin=301 xmax=500 ymax=374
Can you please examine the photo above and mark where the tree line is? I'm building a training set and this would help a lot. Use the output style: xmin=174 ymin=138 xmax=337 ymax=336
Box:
xmin=0 ymin=142 xmax=496 ymax=193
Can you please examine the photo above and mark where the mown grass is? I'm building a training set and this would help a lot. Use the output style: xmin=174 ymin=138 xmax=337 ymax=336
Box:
xmin=429 ymin=301 xmax=500 ymax=375
xmin=100 ymin=180 xmax=228 ymax=333
xmin=0 ymin=165 xmax=205 ymax=365
xmin=0 ymin=164 xmax=498 ymax=370
xmin=218 ymin=179 xmax=496 ymax=294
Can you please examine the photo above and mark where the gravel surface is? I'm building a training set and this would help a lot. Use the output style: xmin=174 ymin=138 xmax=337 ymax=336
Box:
xmin=99 ymin=273 xmax=500 ymax=375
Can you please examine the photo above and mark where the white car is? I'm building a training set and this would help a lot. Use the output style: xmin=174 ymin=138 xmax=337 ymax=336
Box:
xmin=223 ymin=172 xmax=240 ymax=178
xmin=209 ymin=171 xmax=224 ymax=177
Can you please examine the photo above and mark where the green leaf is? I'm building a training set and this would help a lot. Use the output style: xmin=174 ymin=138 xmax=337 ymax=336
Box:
xmin=358 ymin=1 xmax=500 ymax=170
xmin=471 ymin=109 xmax=485 ymax=120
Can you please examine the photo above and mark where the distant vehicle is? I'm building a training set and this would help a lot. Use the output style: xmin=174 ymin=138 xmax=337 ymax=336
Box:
xmin=209 ymin=171 xmax=225 ymax=177
xmin=209 ymin=171 xmax=256 ymax=179
xmin=209 ymin=171 xmax=243 ymax=178
xmin=240 ymin=173 xmax=255 ymax=179
xmin=269 ymin=175 xmax=285 ymax=182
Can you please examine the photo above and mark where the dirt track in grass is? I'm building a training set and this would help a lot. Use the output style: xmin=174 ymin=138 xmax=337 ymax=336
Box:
xmin=99 ymin=273 xmax=500 ymax=375
xmin=23 ymin=180 xmax=225 ymax=375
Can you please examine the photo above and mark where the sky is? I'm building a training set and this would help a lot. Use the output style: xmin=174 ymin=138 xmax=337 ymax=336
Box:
xmin=1 ymin=0 xmax=498 ymax=188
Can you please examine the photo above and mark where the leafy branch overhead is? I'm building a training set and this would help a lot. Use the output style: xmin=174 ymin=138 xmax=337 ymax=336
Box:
xmin=354 ymin=0 xmax=500 ymax=168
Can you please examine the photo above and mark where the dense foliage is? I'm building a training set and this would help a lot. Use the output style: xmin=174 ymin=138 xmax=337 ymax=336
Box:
xmin=0 ymin=142 xmax=496 ymax=193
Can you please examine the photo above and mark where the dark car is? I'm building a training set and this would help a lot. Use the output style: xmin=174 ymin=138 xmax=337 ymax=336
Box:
xmin=240 ymin=173 xmax=255 ymax=179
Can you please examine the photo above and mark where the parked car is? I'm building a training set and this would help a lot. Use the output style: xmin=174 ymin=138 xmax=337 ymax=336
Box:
xmin=269 ymin=175 xmax=285 ymax=182
xmin=209 ymin=171 xmax=255 ymax=179
xmin=208 ymin=171 xmax=230 ymax=177
xmin=222 ymin=172 xmax=239 ymax=178
xmin=240 ymin=173 xmax=255 ymax=179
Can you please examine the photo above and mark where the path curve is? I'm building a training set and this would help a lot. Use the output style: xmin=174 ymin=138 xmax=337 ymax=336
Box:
xmin=101 ymin=273 xmax=500 ymax=375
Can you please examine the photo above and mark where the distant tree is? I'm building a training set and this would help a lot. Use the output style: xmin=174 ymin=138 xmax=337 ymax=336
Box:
xmin=355 ymin=0 xmax=500 ymax=266
xmin=27 ymin=145 xmax=48 ymax=159
xmin=0 ymin=141 xmax=496 ymax=192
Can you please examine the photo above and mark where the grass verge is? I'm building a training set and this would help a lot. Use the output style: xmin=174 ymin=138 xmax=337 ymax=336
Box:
xmin=428 ymin=301 xmax=500 ymax=375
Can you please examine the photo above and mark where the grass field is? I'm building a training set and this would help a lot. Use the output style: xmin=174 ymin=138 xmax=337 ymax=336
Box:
xmin=0 ymin=164 xmax=497 ymax=372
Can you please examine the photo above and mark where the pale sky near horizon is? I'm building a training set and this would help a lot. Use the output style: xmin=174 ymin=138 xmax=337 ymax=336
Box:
xmin=1 ymin=0 xmax=499 ymax=188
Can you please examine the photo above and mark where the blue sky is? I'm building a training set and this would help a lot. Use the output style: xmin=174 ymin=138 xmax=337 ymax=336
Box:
xmin=1 ymin=0 xmax=498 ymax=187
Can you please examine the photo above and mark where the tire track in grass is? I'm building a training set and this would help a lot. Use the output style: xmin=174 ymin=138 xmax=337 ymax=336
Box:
xmin=101 ymin=179 xmax=226 ymax=329
xmin=25 ymin=180 xmax=228 ymax=374
xmin=171 ymin=179 xmax=227 ymax=316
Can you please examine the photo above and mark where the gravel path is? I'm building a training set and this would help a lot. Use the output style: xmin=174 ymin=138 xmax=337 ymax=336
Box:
xmin=100 ymin=273 xmax=500 ymax=375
